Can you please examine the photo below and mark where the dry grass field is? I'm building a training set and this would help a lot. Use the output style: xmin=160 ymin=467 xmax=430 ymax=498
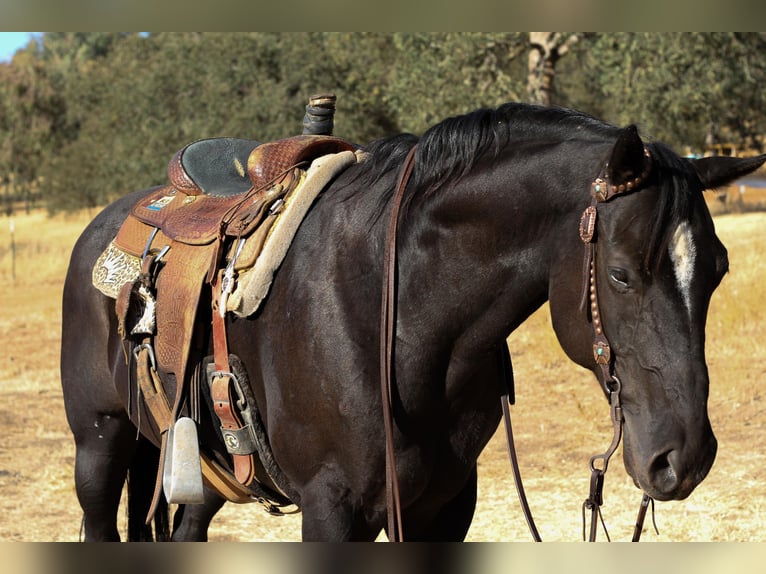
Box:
xmin=0 ymin=202 xmax=764 ymax=543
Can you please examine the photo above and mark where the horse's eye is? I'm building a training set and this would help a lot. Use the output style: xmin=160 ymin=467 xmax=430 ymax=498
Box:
xmin=608 ymin=267 xmax=629 ymax=287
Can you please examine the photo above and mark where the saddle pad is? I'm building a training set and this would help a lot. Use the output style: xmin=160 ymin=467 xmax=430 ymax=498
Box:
xmin=227 ymin=149 xmax=358 ymax=317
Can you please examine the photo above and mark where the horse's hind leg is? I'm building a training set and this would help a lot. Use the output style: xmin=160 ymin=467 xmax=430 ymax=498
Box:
xmin=62 ymin=304 xmax=139 ymax=540
xmin=127 ymin=436 xmax=167 ymax=541
xmin=70 ymin=409 xmax=139 ymax=541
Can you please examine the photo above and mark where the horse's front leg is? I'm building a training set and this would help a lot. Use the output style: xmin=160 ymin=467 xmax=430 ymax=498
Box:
xmin=171 ymin=489 xmax=226 ymax=541
xmin=299 ymin=466 xmax=382 ymax=541
xmin=403 ymin=465 xmax=478 ymax=541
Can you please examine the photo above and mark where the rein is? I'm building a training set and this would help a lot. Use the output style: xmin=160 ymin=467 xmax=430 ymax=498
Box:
xmin=379 ymin=144 xmax=417 ymax=542
xmin=379 ymin=144 xmax=658 ymax=542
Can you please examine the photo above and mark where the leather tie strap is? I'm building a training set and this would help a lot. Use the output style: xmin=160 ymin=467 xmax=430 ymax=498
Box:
xmin=211 ymin=270 xmax=257 ymax=485
xmin=632 ymin=493 xmax=659 ymax=541
xmin=380 ymin=144 xmax=417 ymax=542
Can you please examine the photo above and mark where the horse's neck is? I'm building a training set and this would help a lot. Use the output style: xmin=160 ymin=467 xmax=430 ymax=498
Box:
xmin=395 ymin=154 xmax=584 ymax=361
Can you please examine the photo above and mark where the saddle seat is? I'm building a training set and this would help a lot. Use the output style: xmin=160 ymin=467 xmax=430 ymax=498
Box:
xmin=169 ymin=137 xmax=262 ymax=198
xmin=124 ymin=134 xmax=356 ymax=247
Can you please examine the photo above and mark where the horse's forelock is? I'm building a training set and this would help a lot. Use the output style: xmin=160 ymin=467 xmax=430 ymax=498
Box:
xmin=641 ymin=142 xmax=700 ymax=273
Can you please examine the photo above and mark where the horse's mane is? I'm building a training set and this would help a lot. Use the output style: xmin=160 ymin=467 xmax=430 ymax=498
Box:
xmin=357 ymin=103 xmax=618 ymax=196
xmin=356 ymin=103 xmax=699 ymax=270
xmin=412 ymin=103 xmax=619 ymax=196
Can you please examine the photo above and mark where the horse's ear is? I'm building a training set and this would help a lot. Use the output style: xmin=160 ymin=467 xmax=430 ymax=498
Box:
xmin=606 ymin=125 xmax=646 ymax=185
xmin=690 ymin=154 xmax=766 ymax=190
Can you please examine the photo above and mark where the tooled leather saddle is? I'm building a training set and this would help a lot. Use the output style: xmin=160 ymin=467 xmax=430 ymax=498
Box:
xmin=115 ymin=134 xmax=355 ymax=397
xmin=95 ymin=132 xmax=357 ymax=513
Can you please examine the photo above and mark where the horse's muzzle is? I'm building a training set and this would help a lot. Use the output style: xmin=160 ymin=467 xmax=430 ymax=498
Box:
xmin=642 ymin=435 xmax=718 ymax=501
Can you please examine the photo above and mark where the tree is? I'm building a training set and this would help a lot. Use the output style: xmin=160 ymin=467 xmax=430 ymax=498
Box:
xmin=3 ymin=32 xmax=765 ymax=212
xmin=527 ymin=32 xmax=580 ymax=106
xmin=0 ymin=48 xmax=66 ymax=212
xmin=580 ymin=33 xmax=766 ymax=151
xmin=388 ymin=33 xmax=526 ymax=133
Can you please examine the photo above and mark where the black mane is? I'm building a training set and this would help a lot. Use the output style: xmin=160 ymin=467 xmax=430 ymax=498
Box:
xmin=356 ymin=102 xmax=699 ymax=269
xmin=358 ymin=103 xmax=619 ymax=196
xmin=412 ymin=103 xmax=618 ymax=196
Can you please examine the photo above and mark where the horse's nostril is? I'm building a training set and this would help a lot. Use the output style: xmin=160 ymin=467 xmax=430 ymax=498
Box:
xmin=649 ymin=450 xmax=680 ymax=494
xmin=644 ymin=438 xmax=716 ymax=500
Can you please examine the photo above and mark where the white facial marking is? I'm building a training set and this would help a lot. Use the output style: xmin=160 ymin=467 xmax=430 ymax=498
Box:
xmin=669 ymin=221 xmax=696 ymax=316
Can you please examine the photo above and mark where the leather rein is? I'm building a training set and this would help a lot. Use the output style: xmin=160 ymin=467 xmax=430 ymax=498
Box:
xmin=380 ymin=144 xmax=660 ymax=542
xmin=379 ymin=145 xmax=416 ymax=542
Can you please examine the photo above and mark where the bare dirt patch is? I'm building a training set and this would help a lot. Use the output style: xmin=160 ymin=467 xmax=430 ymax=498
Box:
xmin=1 ymin=210 xmax=764 ymax=541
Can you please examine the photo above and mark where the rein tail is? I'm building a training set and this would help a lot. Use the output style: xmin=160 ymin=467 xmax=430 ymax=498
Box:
xmin=499 ymin=344 xmax=542 ymax=541
xmin=127 ymin=438 xmax=171 ymax=541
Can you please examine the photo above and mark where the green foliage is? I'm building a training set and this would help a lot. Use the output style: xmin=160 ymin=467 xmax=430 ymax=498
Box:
xmin=577 ymin=33 xmax=766 ymax=150
xmin=387 ymin=33 xmax=527 ymax=133
xmin=0 ymin=48 xmax=66 ymax=211
xmin=0 ymin=32 xmax=764 ymax=212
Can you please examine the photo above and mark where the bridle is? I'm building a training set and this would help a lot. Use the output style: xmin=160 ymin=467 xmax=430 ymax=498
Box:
xmin=577 ymin=146 xmax=655 ymax=541
xmin=379 ymin=144 xmax=659 ymax=542
xmin=514 ymin=145 xmax=660 ymax=541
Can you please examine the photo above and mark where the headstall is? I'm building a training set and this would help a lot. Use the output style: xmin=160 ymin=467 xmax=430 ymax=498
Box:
xmin=577 ymin=146 xmax=657 ymax=541
xmin=579 ymin=147 xmax=652 ymax=385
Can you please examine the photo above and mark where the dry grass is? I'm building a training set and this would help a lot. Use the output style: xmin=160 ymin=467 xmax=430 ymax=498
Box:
xmin=0 ymin=209 xmax=100 ymax=541
xmin=706 ymin=183 xmax=766 ymax=216
xmin=0 ymin=208 xmax=764 ymax=542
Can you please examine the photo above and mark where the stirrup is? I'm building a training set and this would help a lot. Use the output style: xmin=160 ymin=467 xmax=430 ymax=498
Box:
xmin=162 ymin=417 xmax=205 ymax=504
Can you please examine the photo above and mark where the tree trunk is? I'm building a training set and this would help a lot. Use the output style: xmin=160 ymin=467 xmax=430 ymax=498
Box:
xmin=527 ymin=32 xmax=579 ymax=106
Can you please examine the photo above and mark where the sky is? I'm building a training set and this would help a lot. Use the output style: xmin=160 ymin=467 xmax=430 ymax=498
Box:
xmin=0 ymin=32 xmax=40 ymax=62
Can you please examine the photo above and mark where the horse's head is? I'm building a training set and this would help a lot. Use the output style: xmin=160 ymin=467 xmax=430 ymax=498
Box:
xmin=549 ymin=127 xmax=765 ymax=501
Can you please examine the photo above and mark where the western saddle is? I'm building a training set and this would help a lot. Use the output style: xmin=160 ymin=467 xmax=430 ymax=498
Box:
xmin=93 ymin=95 xmax=359 ymax=517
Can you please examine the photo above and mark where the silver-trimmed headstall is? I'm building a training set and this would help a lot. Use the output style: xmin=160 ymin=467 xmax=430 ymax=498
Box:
xmin=591 ymin=147 xmax=653 ymax=203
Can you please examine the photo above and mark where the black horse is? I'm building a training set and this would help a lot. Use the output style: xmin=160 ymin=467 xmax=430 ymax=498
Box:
xmin=61 ymin=103 xmax=765 ymax=541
